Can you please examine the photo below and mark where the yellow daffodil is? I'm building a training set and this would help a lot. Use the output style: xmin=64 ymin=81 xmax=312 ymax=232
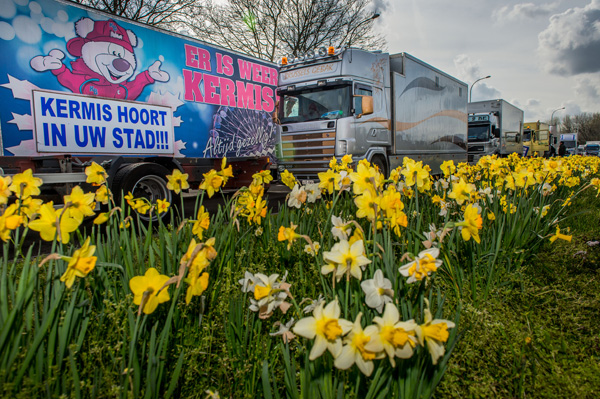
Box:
xmin=9 ymin=169 xmax=43 ymax=198
xmin=549 ymin=225 xmax=572 ymax=243
xmin=415 ymin=299 xmax=455 ymax=365
xmin=334 ymin=313 xmax=384 ymax=376
xmin=253 ymin=170 xmax=273 ymax=186
xmin=156 ymin=198 xmax=170 ymax=214
xmin=440 ymin=160 xmax=456 ymax=177
xmin=402 ymin=157 xmax=430 ymax=191
xmin=280 ymin=169 xmax=297 ymax=189
xmin=292 ymin=299 xmax=353 ymax=360
xmin=85 ymin=162 xmax=108 ymax=186
xmin=192 ymin=206 xmax=210 ymax=239
xmin=93 ymin=212 xmax=110 ymax=225
xmin=373 ymin=303 xmax=418 ymax=366
xmin=447 ymin=178 xmax=475 ymax=205
xmin=64 ymin=185 xmax=96 ymax=222
xmin=318 ymin=168 xmax=340 ymax=194
xmin=349 ymin=162 xmax=381 ymax=196
xmin=199 ymin=169 xmax=224 ymax=198
xmin=354 ymin=190 xmax=379 ymax=221
xmin=322 ymin=239 xmax=371 ymax=281
xmin=277 ymin=224 xmax=301 ymax=250
xmin=0 ymin=204 xmax=23 ymax=242
xmin=218 ymin=157 xmax=234 ymax=185
xmin=487 ymin=211 xmax=496 ymax=221
xmin=28 ymin=202 xmax=80 ymax=244
xmin=59 ymin=237 xmax=97 ymax=288
xmin=166 ymin=169 xmax=190 ymax=194
xmin=455 ymin=204 xmax=483 ymax=243
xmin=185 ymin=272 xmax=209 ymax=304
xmin=132 ymin=199 xmax=151 ymax=215
xmin=95 ymin=185 xmax=111 ymax=205
xmin=0 ymin=175 xmax=11 ymax=204
xmin=129 ymin=268 xmax=171 ymax=315
xmin=124 ymin=192 xmax=135 ymax=207
xmin=398 ymin=248 xmax=443 ymax=283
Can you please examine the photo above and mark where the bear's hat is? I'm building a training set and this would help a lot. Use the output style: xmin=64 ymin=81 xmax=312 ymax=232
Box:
xmin=67 ymin=19 xmax=135 ymax=57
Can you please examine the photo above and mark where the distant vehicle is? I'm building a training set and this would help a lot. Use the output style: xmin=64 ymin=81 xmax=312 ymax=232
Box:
xmin=577 ymin=145 xmax=586 ymax=155
xmin=585 ymin=141 xmax=600 ymax=156
xmin=522 ymin=121 xmax=550 ymax=157
xmin=551 ymin=133 xmax=578 ymax=156
xmin=467 ymin=99 xmax=523 ymax=162
xmin=276 ymin=48 xmax=468 ymax=179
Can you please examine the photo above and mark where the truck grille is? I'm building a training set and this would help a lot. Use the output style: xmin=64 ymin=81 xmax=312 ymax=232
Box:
xmin=279 ymin=127 xmax=336 ymax=179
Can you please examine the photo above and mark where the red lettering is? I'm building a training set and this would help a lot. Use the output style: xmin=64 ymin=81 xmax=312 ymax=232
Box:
xmin=236 ymin=81 xmax=255 ymax=109
xmin=262 ymin=86 xmax=275 ymax=113
xmin=254 ymin=85 xmax=262 ymax=111
xmin=184 ymin=44 xmax=198 ymax=69
xmin=261 ymin=65 xmax=270 ymax=84
xmin=252 ymin=63 xmax=261 ymax=82
xmin=220 ymin=77 xmax=236 ymax=106
xmin=216 ymin=53 xmax=223 ymax=74
xmin=237 ymin=59 xmax=253 ymax=80
xmin=183 ymin=69 xmax=204 ymax=102
xmin=204 ymin=74 xmax=220 ymax=105
xmin=269 ymin=68 xmax=278 ymax=86
xmin=222 ymin=55 xmax=234 ymax=76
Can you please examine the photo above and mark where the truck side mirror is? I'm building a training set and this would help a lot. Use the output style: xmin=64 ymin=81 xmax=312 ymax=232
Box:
xmin=356 ymin=95 xmax=373 ymax=118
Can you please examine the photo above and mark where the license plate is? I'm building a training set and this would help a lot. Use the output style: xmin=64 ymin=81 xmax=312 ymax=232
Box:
xmin=300 ymin=179 xmax=315 ymax=185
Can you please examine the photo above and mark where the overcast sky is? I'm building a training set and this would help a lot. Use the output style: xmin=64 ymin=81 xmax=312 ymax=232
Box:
xmin=371 ymin=0 xmax=600 ymax=122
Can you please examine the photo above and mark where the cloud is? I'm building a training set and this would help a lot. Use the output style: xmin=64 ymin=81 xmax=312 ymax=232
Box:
xmin=453 ymin=54 xmax=501 ymax=101
xmin=493 ymin=2 xmax=560 ymax=23
xmin=538 ymin=0 xmax=600 ymax=75
xmin=371 ymin=0 xmax=390 ymax=13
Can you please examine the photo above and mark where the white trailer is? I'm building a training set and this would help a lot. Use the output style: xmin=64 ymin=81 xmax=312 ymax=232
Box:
xmin=276 ymin=48 xmax=467 ymax=179
xmin=467 ymin=99 xmax=524 ymax=161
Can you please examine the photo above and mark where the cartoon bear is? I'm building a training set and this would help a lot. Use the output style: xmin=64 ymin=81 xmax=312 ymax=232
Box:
xmin=30 ymin=18 xmax=169 ymax=100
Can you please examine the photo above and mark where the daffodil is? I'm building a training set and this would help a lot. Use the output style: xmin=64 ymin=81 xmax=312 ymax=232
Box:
xmin=0 ymin=175 xmax=11 ymax=204
xmin=199 ymin=169 xmax=224 ymax=198
xmin=292 ymin=299 xmax=353 ymax=360
xmin=304 ymin=241 xmax=321 ymax=256
xmin=156 ymin=198 xmax=170 ymax=214
xmin=181 ymin=237 xmax=217 ymax=275
xmin=360 ymin=269 xmax=394 ymax=313
xmin=192 ymin=206 xmax=210 ymax=239
xmin=354 ymin=190 xmax=379 ymax=221
xmin=287 ymin=184 xmax=307 ymax=208
xmin=124 ymin=192 xmax=135 ymax=207
xmin=253 ymin=170 xmax=273 ymax=186
xmin=64 ymin=185 xmax=96 ymax=222
xmin=322 ymin=239 xmax=371 ymax=281
xmin=28 ymin=202 xmax=80 ymax=244
xmin=398 ymin=248 xmax=443 ymax=284
xmin=218 ymin=157 xmax=233 ymax=185
xmin=238 ymin=271 xmax=256 ymax=293
xmin=447 ymin=178 xmax=475 ymax=205
xmin=305 ymin=183 xmax=322 ymax=203
xmin=318 ymin=168 xmax=340 ymax=194
xmin=549 ymin=225 xmax=572 ymax=243
xmin=280 ymin=169 xmax=297 ymax=189
xmin=331 ymin=215 xmax=352 ymax=241
xmin=93 ymin=212 xmax=110 ymax=225
xmin=334 ymin=313 xmax=384 ymax=376
xmin=95 ymin=185 xmax=111 ymax=205
xmin=129 ymin=268 xmax=171 ymax=315
xmin=401 ymin=157 xmax=430 ymax=191
xmin=248 ymin=272 xmax=291 ymax=317
xmin=349 ymin=161 xmax=380 ymax=196
xmin=440 ymin=160 xmax=456 ymax=177
xmin=185 ymin=272 xmax=209 ymax=304
xmin=85 ymin=162 xmax=108 ymax=186
xmin=278 ymin=224 xmax=301 ymax=250
xmin=0 ymin=204 xmax=23 ymax=241
xmin=59 ymin=237 xmax=97 ymax=288
xmin=415 ymin=299 xmax=455 ymax=365
xmin=132 ymin=199 xmax=151 ymax=215
xmin=455 ymin=204 xmax=483 ymax=243
xmin=9 ymin=169 xmax=43 ymax=198
xmin=166 ymin=169 xmax=190 ymax=194
xmin=372 ymin=303 xmax=418 ymax=366
xmin=16 ymin=197 xmax=43 ymax=219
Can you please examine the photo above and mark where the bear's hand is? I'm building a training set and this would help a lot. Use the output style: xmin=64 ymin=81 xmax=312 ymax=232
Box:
xmin=30 ymin=49 xmax=65 ymax=72
xmin=148 ymin=61 xmax=170 ymax=82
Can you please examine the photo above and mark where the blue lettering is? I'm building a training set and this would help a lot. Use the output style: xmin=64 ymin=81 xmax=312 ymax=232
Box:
xmin=134 ymin=129 xmax=145 ymax=148
xmin=159 ymin=111 xmax=167 ymax=126
xmin=123 ymin=128 xmax=134 ymax=147
xmin=51 ymin=123 xmax=66 ymax=147
xmin=69 ymin=100 xmax=81 ymax=119
xmin=145 ymin=130 xmax=155 ymax=149
xmin=43 ymin=122 xmax=50 ymax=145
xmin=102 ymin=104 xmax=112 ymax=121
xmin=140 ymin=109 xmax=149 ymax=124
xmin=74 ymin=125 xmax=88 ymax=147
xmin=56 ymin=99 xmax=67 ymax=118
xmin=41 ymin=97 xmax=55 ymax=117
xmin=112 ymin=128 xmax=123 ymax=148
xmin=129 ymin=108 xmax=139 ymax=124
xmin=150 ymin=110 xmax=159 ymax=126
xmin=89 ymin=126 xmax=106 ymax=148
xmin=118 ymin=106 xmax=128 ymax=123
xmin=82 ymin=102 xmax=95 ymax=120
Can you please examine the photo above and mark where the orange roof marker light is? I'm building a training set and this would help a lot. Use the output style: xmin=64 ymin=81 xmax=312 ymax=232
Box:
xmin=328 ymin=46 xmax=335 ymax=55
xmin=281 ymin=56 xmax=288 ymax=65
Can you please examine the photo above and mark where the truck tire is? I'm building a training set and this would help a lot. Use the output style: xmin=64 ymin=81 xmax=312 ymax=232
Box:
xmin=112 ymin=163 xmax=178 ymax=223
xmin=371 ymin=155 xmax=388 ymax=179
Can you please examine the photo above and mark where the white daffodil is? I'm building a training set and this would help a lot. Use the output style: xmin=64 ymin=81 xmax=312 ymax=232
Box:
xmin=323 ymin=239 xmax=372 ymax=281
xmin=238 ymin=271 xmax=256 ymax=293
xmin=302 ymin=294 xmax=325 ymax=314
xmin=372 ymin=303 xmax=418 ymax=367
xmin=415 ymin=299 xmax=455 ymax=365
xmin=360 ymin=269 xmax=394 ymax=313
xmin=249 ymin=272 xmax=290 ymax=317
xmin=305 ymin=183 xmax=322 ymax=203
xmin=334 ymin=313 xmax=384 ymax=376
xmin=270 ymin=318 xmax=296 ymax=343
xmin=398 ymin=248 xmax=443 ymax=284
xmin=304 ymin=241 xmax=321 ymax=256
xmin=287 ymin=184 xmax=307 ymax=208
xmin=292 ymin=299 xmax=353 ymax=360
xmin=331 ymin=215 xmax=351 ymax=241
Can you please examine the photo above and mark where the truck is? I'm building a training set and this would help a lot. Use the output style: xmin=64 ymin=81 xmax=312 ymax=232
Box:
xmin=467 ymin=99 xmax=524 ymax=162
xmin=550 ymin=133 xmax=578 ymax=156
xmin=522 ymin=121 xmax=550 ymax=157
xmin=0 ymin=0 xmax=278 ymax=216
xmin=585 ymin=141 xmax=600 ymax=156
xmin=275 ymin=48 xmax=468 ymax=179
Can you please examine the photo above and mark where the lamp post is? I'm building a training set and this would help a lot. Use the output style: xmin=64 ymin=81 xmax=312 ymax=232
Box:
xmin=550 ymin=106 xmax=565 ymax=125
xmin=342 ymin=13 xmax=380 ymax=47
xmin=469 ymin=75 xmax=491 ymax=102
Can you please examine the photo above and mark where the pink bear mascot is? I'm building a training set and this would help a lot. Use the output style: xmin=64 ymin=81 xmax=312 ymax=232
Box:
xmin=31 ymin=18 xmax=169 ymax=100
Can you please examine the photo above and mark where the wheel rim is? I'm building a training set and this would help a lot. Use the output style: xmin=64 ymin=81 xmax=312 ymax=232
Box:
xmin=130 ymin=175 xmax=171 ymax=221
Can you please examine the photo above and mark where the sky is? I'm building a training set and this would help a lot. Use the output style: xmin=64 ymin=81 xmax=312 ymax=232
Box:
xmin=371 ymin=0 xmax=600 ymax=123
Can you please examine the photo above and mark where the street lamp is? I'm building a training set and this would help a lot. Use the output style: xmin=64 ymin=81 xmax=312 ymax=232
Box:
xmin=469 ymin=75 xmax=491 ymax=102
xmin=550 ymin=106 xmax=565 ymax=125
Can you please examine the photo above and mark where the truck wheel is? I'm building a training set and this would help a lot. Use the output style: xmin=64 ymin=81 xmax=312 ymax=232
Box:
xmin=371 ymin=156 xmax=387 ymax=178
xmin=112 ymin=163 xmax=178 ymax=223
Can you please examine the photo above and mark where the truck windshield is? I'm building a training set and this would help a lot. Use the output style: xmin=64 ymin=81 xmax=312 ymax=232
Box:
xmin=523 ymin=129 xmax=532 ymax=142
xmin=468 ymin=124 xmax=491 ymax=142
xmin=279 ymin=85 xmax=352 ymax=123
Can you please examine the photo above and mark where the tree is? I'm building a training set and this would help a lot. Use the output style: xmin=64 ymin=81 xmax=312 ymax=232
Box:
xmin=560 ymin=112 xmax=600 ymax=142
xmin=71 ymin=0 xmax=200 ymax=28
xmin=188 ymin=0 xmax=386 ymax=62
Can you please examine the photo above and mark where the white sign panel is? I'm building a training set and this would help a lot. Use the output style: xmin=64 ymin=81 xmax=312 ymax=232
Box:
xmin=32 ymin=90 xmax=173 ymax=155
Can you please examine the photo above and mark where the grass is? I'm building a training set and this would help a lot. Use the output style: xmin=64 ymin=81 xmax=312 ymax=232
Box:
xmin=438 ymin=191 xmax=600 ymax=397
